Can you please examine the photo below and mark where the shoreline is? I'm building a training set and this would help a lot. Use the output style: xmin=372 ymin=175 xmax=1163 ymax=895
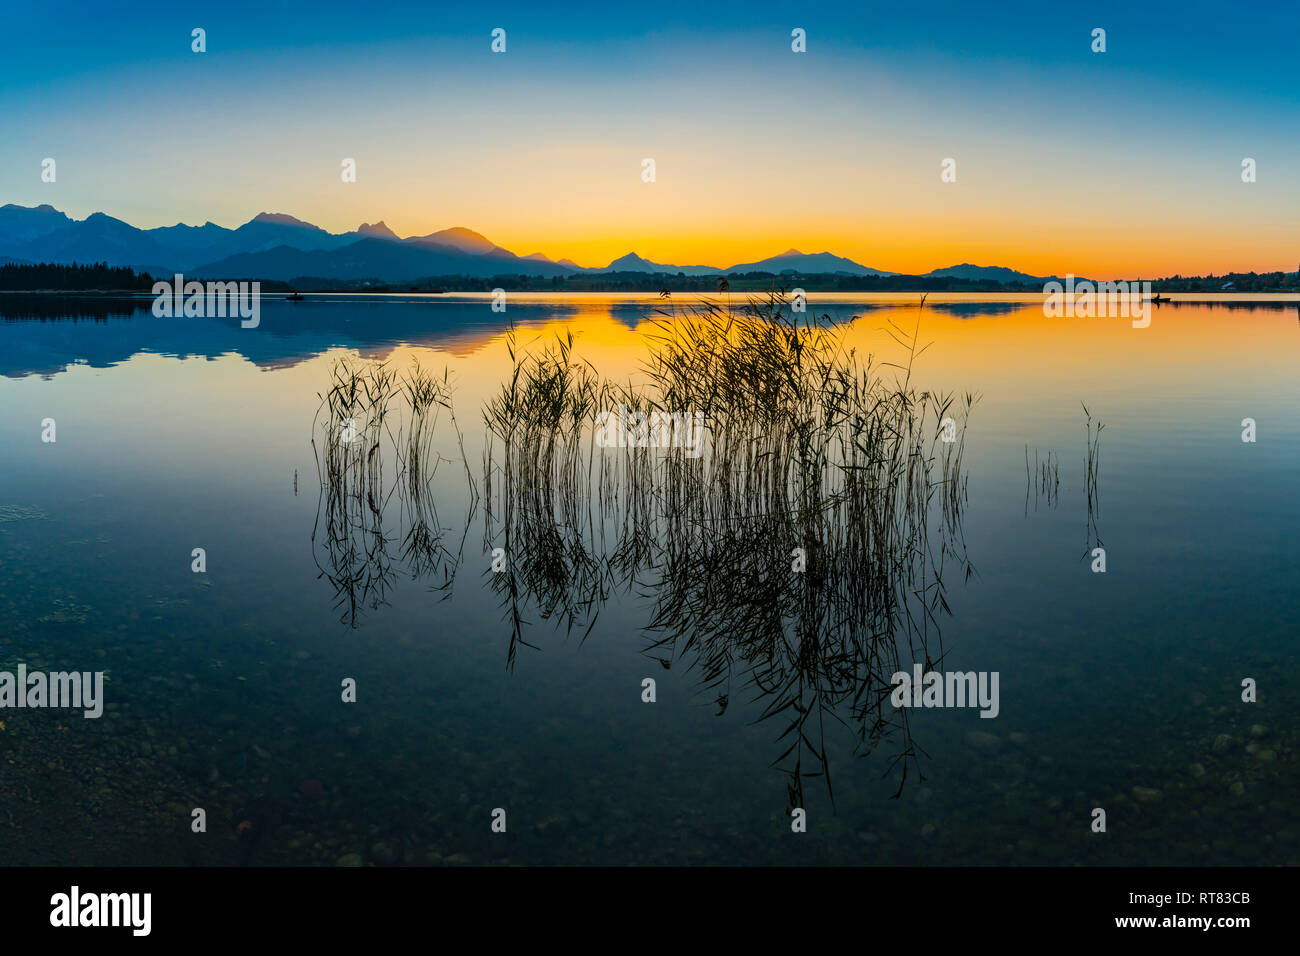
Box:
xmin=4 ymin=289 xmax=1300 ymax=301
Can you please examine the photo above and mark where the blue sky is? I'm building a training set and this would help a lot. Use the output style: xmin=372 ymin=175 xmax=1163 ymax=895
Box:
xmin=2 ymin=1 xmax=1297 ymax=273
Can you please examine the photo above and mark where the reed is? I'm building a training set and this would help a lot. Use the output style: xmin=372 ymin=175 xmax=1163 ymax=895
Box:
xmin=311 ymin=354 xmax=469 ymax=625
xmin=481 ymin=292 xmax=976 ymax=802
xmin=1082 ymin=403 xmax=1105 ymax=555
xmin=1025 ymin=446 xmax=1060 ymax=511
xmin=308 ymin=294 xmax=978 ymax=800
xmin=1083 ymin=402 xmax=1103 ymax=515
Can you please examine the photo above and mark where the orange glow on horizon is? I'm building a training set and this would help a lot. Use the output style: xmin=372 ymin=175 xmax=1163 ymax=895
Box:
xmin=376 ymin=215 xmax=1292 ymax=279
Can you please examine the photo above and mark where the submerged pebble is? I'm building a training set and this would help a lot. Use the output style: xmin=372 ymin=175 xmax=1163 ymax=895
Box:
xmin=369 ymin=842 xmax=399 ymax=865
xmin=965 ymin=731 xmax=1001 ymax=753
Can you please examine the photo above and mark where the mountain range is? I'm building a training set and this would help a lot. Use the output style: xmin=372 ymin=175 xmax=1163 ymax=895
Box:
xmin=0 ymin=203 xmax=1049 ymax=284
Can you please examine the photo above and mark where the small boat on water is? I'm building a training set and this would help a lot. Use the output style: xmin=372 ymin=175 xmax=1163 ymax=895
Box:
xmin=1151 ymin=294 xmax=1170 ymax=304
xmin=286 ymin=292 xmax=305 ymax=301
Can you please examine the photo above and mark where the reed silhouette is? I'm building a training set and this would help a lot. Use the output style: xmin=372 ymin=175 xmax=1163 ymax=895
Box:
xmin=1082 ymin=403 xmax=1104 ymax=559
xmin=481 ymin=293 xmax=976 ymax=803
xmin=311 ymin=356 xmax=473 ymax=626
xmin=308 ymin=293 xmax=976 ymax=800
xmin=1025 ymin=447 xmax=1060 ymax=512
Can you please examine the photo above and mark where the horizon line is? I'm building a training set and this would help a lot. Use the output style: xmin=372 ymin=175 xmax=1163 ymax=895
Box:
xmin=3 ymin=201 xmax=1295 ymax=280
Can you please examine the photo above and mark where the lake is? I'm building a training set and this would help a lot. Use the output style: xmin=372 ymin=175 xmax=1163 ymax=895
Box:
xmin=1 ymin=291 xmax=1297 ymax=865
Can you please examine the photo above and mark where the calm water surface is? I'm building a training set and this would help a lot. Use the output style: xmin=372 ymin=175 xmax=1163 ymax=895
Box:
xmin=1 ymin=292 xmax=1297 ymax=865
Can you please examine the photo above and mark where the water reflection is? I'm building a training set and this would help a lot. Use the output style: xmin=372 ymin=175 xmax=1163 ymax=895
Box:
xmin=494 ymin=298 xmax=980 ymax=805
xmin=0 ymin=293 xmax=150 ymax=322
xmin=5 ymin=293 xmax=1300 ymax=864
xmin=311 ymin=356 xmax=474 ymax=626
xmin=308 ymin=296 xmax=980 ymax=804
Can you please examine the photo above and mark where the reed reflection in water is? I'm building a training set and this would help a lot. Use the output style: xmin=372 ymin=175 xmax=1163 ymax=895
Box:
xmin=314 ymin=293 xmax=978 ymax=805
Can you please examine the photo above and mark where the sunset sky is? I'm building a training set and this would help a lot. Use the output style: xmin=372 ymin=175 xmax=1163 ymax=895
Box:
xmin=2 ymin=0 xmax=1297 ymax=276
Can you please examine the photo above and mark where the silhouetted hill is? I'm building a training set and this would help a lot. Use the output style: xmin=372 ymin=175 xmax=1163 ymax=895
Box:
xmin=0 ymin=203 xmax=74 ymax=242
xmin=1 ymin=203 xmax=1199 ymax=287
xmin=192 ymin=237 xmax=573 ymax=281
xmin=724 ymin=249 xmax=892 ymax=276
xmin=921 ymin=263 xmax=1049 ymax=283
xmin=599 ymin=253 xmax=720 ymax=276
xmin=356 ymin=221 xmax=399 ymax=240
xmin=407 ymin=227 xmax=498 ymax=255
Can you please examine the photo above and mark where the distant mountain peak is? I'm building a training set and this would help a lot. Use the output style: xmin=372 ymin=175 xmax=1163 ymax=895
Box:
xmin=921 ymin=262 xmax=1044 ymax=283
xmin=522 ymin=252 xmax=553 ymax=262
xmin=724 ymin=249 xmax=891 ymax=277
xmin=0 ymin=203 xmax=77 ymax=244
xmin=251 ymin=212 xmax=322 ymax=230
xmin=357 ymin=221 xmax=398 ymax=239
xmin=600 ymin=252 xmax=721 ymax=276
xmin=83 ymin=211 xmax=131 ymax=227
xmin=408 ymin=226 xmax=496 ymax=255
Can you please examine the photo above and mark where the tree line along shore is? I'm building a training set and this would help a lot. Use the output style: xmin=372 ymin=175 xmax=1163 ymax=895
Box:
xmin=3 ymin=261 xmax=1298 ymax=294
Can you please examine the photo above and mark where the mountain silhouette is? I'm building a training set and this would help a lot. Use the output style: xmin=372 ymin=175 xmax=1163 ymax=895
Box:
xmin=602 ymin=252 xmax=720 ymax=276
xmin=921 ymin=263 xmax=1048 ymax=283
xmin=0 ymin=203 xmax=74 ymax=242
xmin=356 ymin=221 xmax=399 ymax=240
xmin=724 ymin=250 xmax=891 ymax=276
xmin=192 ymin=237 xmax=572 ymax=281
xmin=1 ymin=203 xmax=1042 ymax=284
xmin=407 ymin=226 xmax=498 ymax=255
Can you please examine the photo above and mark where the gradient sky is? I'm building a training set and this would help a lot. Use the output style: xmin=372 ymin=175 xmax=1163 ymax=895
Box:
xmin=2 ymin=0 xmax=1297 ymax=275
